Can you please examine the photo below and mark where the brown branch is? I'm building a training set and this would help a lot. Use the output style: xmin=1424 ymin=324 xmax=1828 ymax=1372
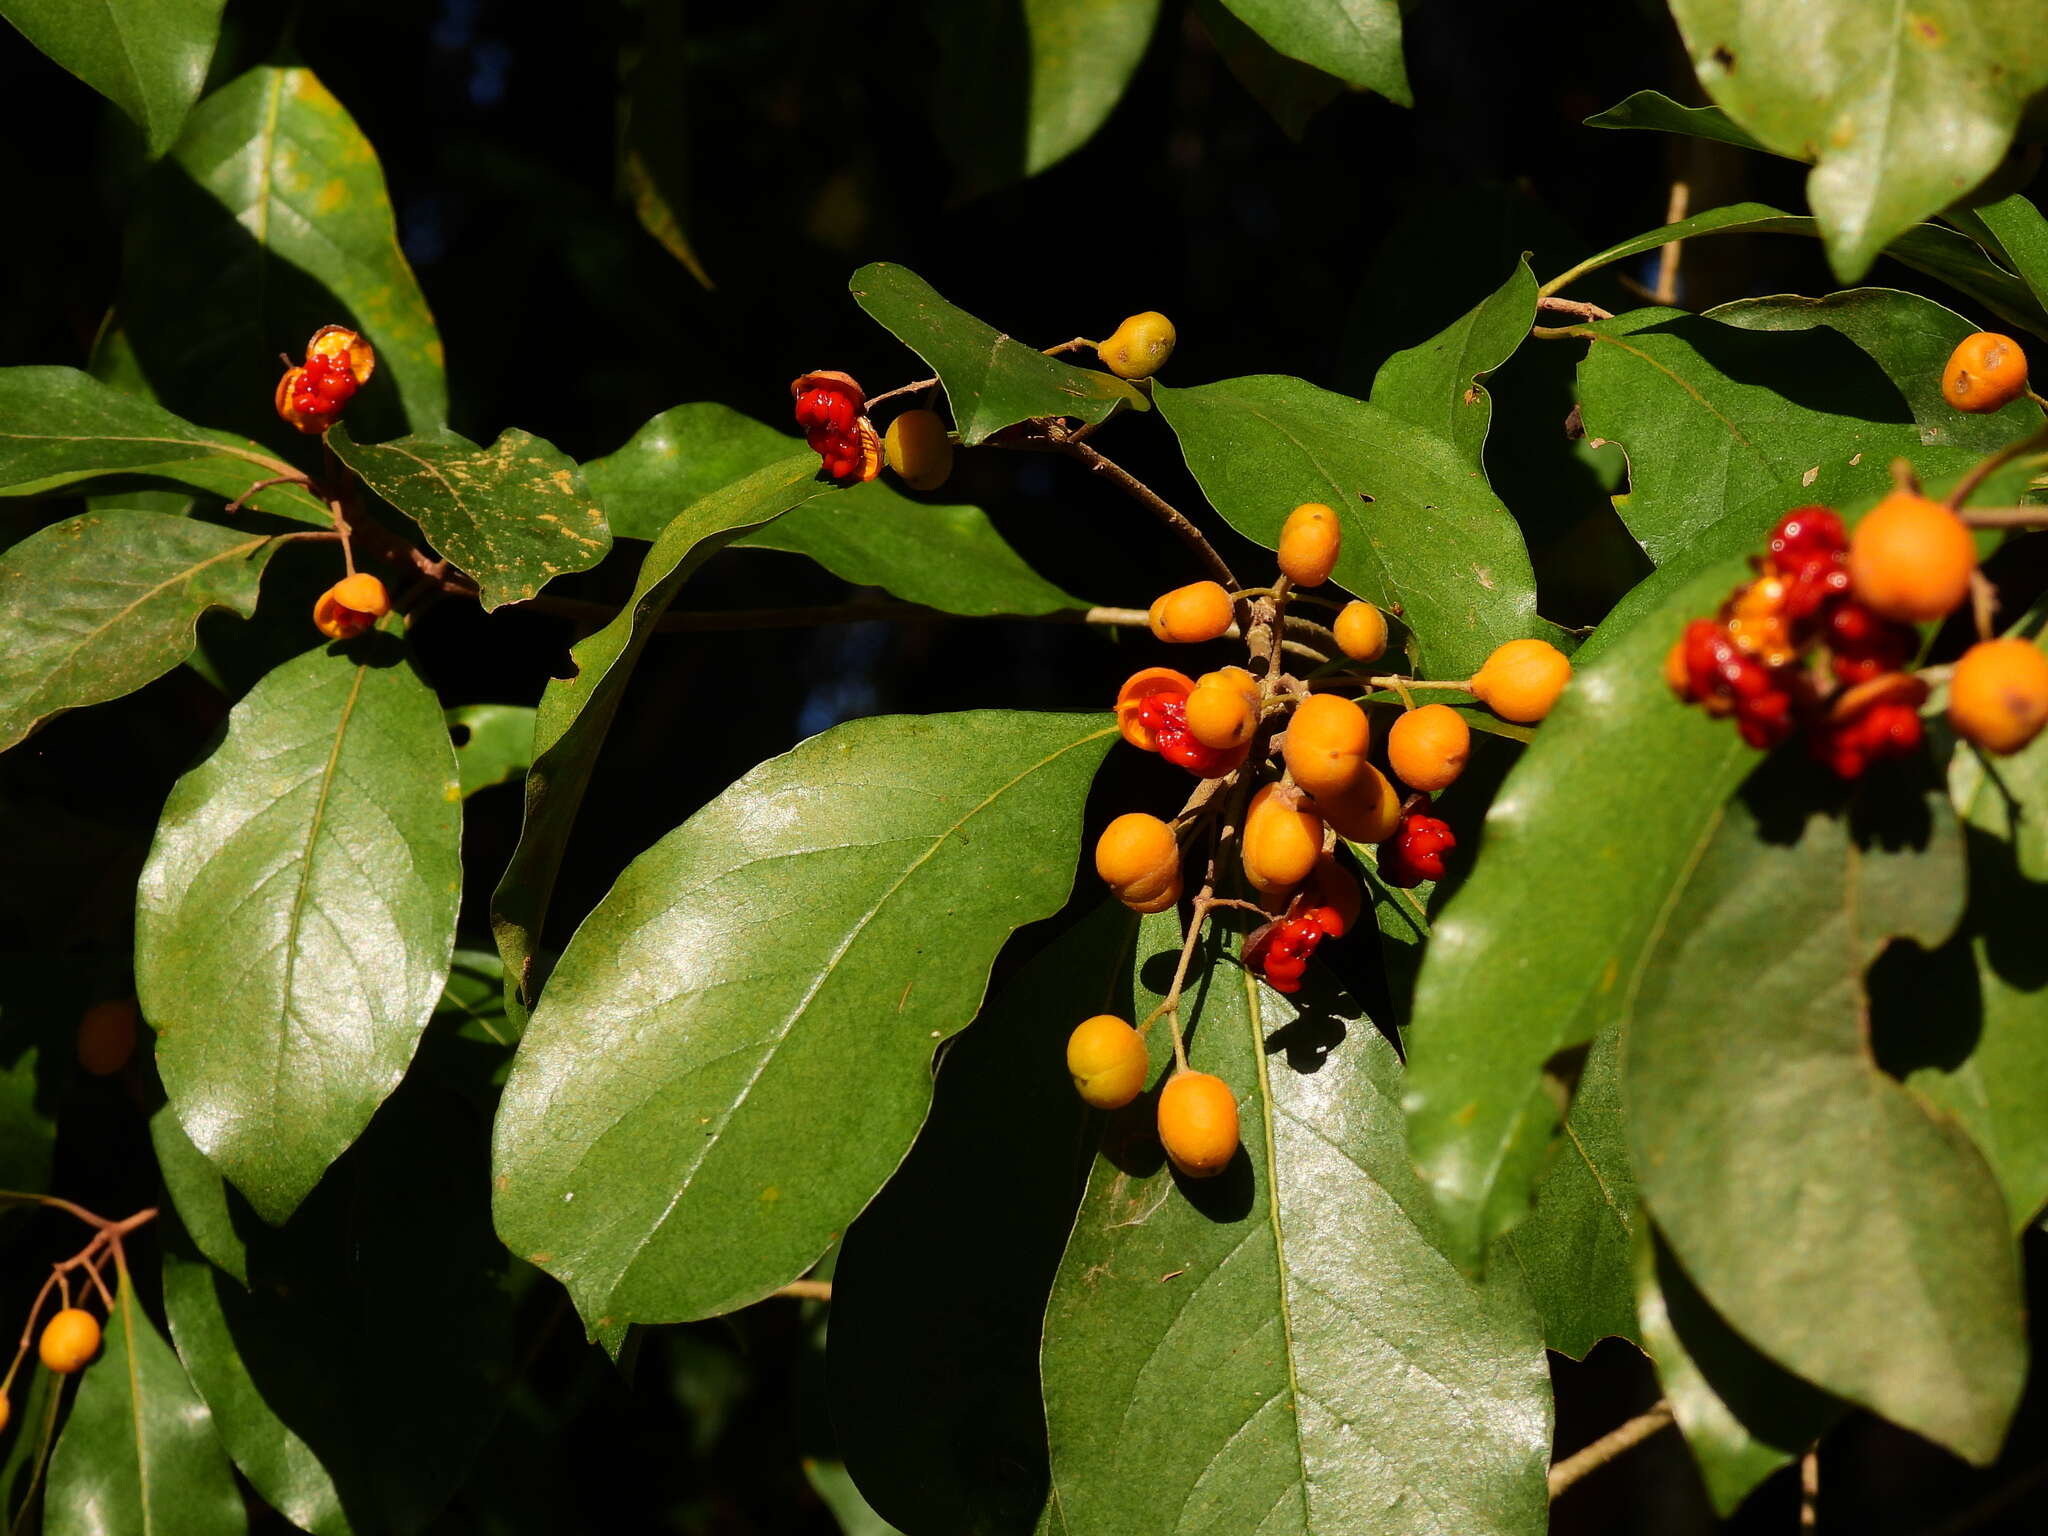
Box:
xmin=1654 ymin=180 xmax=1690 ymax=304
xmin=1958 ymin=506 xmax=2048 ymax=528
xmin=1547 ymin=1401 xmax=1675 ymax=1499
xmin=1044 ymin=430 xmax=1242 ymax=595
xmin=1944 ymin=420 xmax=2048 ymax=511
xmin=1535 ymin=296 xmax=1614 ymax=322
xmin=771 ymin=1280 xmax=832 ymax=1302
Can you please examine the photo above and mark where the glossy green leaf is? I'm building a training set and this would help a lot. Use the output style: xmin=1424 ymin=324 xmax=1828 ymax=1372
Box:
xmin=1152 ymin=375 xmax=1541 ymax=677
xmin=619 ymin=0 xmax=711 ymax=287
xmin=1371 ymin=259 xmax=1537 ymax=469
xmin=1582 ymin=90 xmax=1775 ymax=156
xmin=493 ymin=709 xmax=1114 ymax=1327
xmin=1194 ymin=0 xmax=1343 ymax=141
xmin=137 ymin=635 xmax=462 ymax=1224
xmin=326 ymin=423 xmax=610 ymax=609
xmin=1971 ymin=194 xmax=2048 ymax=311
xmin=449 ymin=704 xmax=536 ymax=799
xmin=0 ymin=366 xmax=326 ymax=522
xmin=849 ymin=265 xmax=1145 ymax=445
xmin=123 ymin=65 xmax=446 ymax=441
xmin=1 ymin=1361 xmax=62 ymax=1528
xmin=1668 ymin=0 xmax=2048 ymax=280
xmin=1633 ymin=1226 xmax=1841 ymax=1517
xmin=150 ymin=1085 xmax=248 ymax=1286
xmin=582 ymin=402 xmax=1078 ymax=614
xmin=1042 ymin=931 xmax=1551 ymax=1534
xmin=832 ymin=902 xmax=1133 ymax=1535
xmin=1501 ymin=1025 xmax=1639 ymax=1360
xmin=0 ymin=0 xmax=224 ymax=155
xmin=490 ymin=453 xmax=830 ymax=1013
xmin=1213 ymin=0 xmax=1409 ymax=106
xmin=1625 ymin=752 xmax=2023 ymax=1464
xmin=45 ymin=1271 xmax=246 ymax=1536
xmin=0 ymin=511 xmax=280 ymax=753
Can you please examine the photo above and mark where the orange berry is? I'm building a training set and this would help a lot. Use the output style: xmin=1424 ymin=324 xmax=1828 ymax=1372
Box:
xmin=1114 ymin=667 xmax=1195 ymax=751
xmin=1949 ymin=637 xmax=2048 ymax=754
xmin=1147 ymin=581 xmax=1235 ymax=644
xmin=1282 ymin=694 xmax=1370 ymax=800
xmin=1095 ymin=813 xmax=1181 ymax=914
xmin=883 ymin=409 xmax=953 ymax=491
xmin=1097 ymin=312 xmax=1176 ymax=380
xmin=1066 ymin=1015 xmax=1150 ymax=1110
xmin=1388 ymin=704 xmax=1470 ymax=792
xmin=1313 ymin=761 xmax=1402 ymax=844
xmin=1302 ymin=852 xmax=1361 ymax=939
xmin=1277 ymin=503 xmax=1341 ymax=588
xmin=1943 ymin=331 xmax=2028 ymax=414
xmin=1333 ymin=601 xmax=1388 ymax=662
xmin=1471 ymin=638 xmax=1573 ymax=723
xmin=39 ymin=1309 xmax=100 ymax=1374
xmin=1157 ymin=1070 xmax=1238 ymax=1178
xmin=76 ymin=999 xmax=138 ymax=1078
xmin=1185 ymin=682 xmax=1257 ymax=750
xmin=1242 ymin=784 xmax=1323 ymax=895
xmin=1848 ymin=492 xmax=1976 ymax=624
xmin=312 ymin=573 xmax=392 ymax=640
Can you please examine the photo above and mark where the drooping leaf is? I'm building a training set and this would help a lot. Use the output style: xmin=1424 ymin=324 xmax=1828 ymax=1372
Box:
xmin=618 ymin=0 xmax=711 ymax=287
xmin=1624 ymin=751 xmax=2024 ymax=1465
xmin=449 ymin=704 xmax=536 ymax=799
xmin=44 ymin=1270 xmax=246 ymax=1536
xmin=1152 ymin=375 xmax=1542 ymax=677
xmin=831 ymin=902 xmax=1134 ymax=1535
xmin=1666 ymin=0 xmax=2048 ymax=280
xmin=1041 ymin=930 xmax=1552 ymax=1534
xmin=1582 ymin=90 xmax=1777 ymax=158
xmin=582 ymin=402 xmax=1079 ymax=614
xmin=489 ymin=453 xmax=831 ymax=1014
xmin=0 ymin=0 xmax=225 ymax=155
xmin=326 ymin=423 xmax=610 ymax=609
xmin=1633 ymin=1226 xmax=1842 ymax=1518
xmin=122 ymin=64 xmax=446 ymax=442
xmin=136 ymin=634 xmax=462 ymax=1224
xmin=849 ymin=265 xmax=1145 ymax=445
xmin=1371 ymin=259 xmax=1537 ymax=470
xmin=1212 ymin=0 xmax=1409 ymax=106
xmin=0 ymin=366 xmax=326 ymax=522
xmin=1971 ymin=193 xmax=2048 ymax=312
xmin=493 ymin=709 xmax=1114 ymax=1328
xmin=149 ymin=1082 xmax=248 ymax=1286
xmin=1193 ymin=0 xmax=1343 ymax=141
xmin=0 ymin=511 xmax=280 ymax=753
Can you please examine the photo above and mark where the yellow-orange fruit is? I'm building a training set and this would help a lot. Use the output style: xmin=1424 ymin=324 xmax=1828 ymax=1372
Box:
xmin=1148 ymin=581 xmax=1235 ymax=644
xmin=1282 ymin=693 xmax=1370 ymax=799
xmin=1302 ymin=852 xmax=1362 ymax=938
xmin=39 ymin=1309 xmax=100 ymax=1374
xmin=0 ymin=1391 xmax=9 ymax=1435
xmin=1943 ymin=331 xmax=2028 ymax=414
xmin=76 ymin=999 xmax=138 ymax=1078
xmin=1388 ymin=704 xmax=1470 ymax=792
xmin=883 ymin=409 xmax=953 ymax=490
xmin=1242 ymin=784 xmax=1323 ymax=895
xmin=1114 ymin=667 xmax=1195 ymax=751
xmin=1158 ymin=1070 xmax=1238 ymax=1177
xmin=1949 ymin=637 xmax=2048 ymax=754
xmin=1197 ymin=665 xmax=1258 ymax=702
xmin=1097 ymin=312 xmax=1176 ymax=380
xmin=312 ymin=573 xmax=392 ymax=640
xmin=1848 ymin=493 xmax=1977 ymax=624
xmin=1095 ymin=813 xmax=1181 ymax=914
xmin=306 ymin=324 xmax=377 ymax=386
xmin=1067 ymin=1015 xmax=1150 ymax=1109
xmin=1471 ymin=638 xmax=1573 ymax=724
xmin=1313 ymin=761 xmax=1403 ymax=844
xmin=1277 ymin=503 xmax=1341 ymax=588
xmin=1333 ymin=601 xmax=1388 ymax=662
xmin=1185 ymin=682 xmax=1258 ymax=749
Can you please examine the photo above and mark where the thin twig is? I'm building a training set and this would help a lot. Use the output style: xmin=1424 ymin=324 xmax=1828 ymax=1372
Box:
xmin=1944 ymin=421 xmax=2048 ymax=511
xmin=1958 ymin=506 xmax=2048 ymax=528
xmin=1799 ymin=1445 xmax=1819 ymax=1530
xmin=1653 ymin=181 xmax=1690 ymax=304
xmin=1535 ymin=296 xmax=1614 ymax=322
xmin=1547 ymin=1401 xmax=1675 ymax=1499
xmin=772 ymin=1280 xmax=832 ymax=1303
xmin=862 ymin=376 xmax=939 ymax=412
xmin=1047 ymin=431 xmax=1242 ymax=595
xmin=1969 ymin=570 xmax=1999 ymax=642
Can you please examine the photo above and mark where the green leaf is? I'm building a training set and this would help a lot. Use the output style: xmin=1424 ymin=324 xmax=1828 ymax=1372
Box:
xmin=489 ymin=453 xmax=831 ymax=1014
xmin=832 ymin=902 xmax=1134 ymax=1535
xmin=1501 ymin=1025 xmax=1639 ymax=1359
xmin=1193 ymin=0 xmax=1343 ymax=141
xmin=805 ymin=1459 xmax=908 ymax=1536
xmin=1667 ymin=0 xmax=2048 ymax=280
xmin=0 ymin=1361 xmax=62 ymax=1529
xmin=0 ymin=511 xmax=280 ymax=754
xmin=123 ymin=65 xmax=446 ymax=442
xmin=493 ymin=709 xmax=1114 ymax=1327
xmin=137 ymin=636 xmax=462 ymax=1224
xmin=0 ymin=366 xmax=326 ymax=522
xmin=44 ymin=1271 xmax=246 ymax=1536
xmin=150 ymin=1085 xmax=247 ymax=1286
xmin=1151 ymin=375 xmax=1541 ymax=677
xmin=0 ymin=0 xmax=225 ymax=156
xmin=449 ymin=704 xmax=536 ymax=799
xmin=1212 ymin=0 xmax=1409 ymax=106
xmin=848 ymin=265 xmax=1145 ymax=445
xmin=1041 ymin=929 xmax=1551 ymax=1534
xmin=618 ymin=0 xmax=711 ymax=287
xmin=1971 ymin=194 xmax=2048 ymax=312
xmin=1633 ymin=1226 xmax=1842 ymax=1517
xmin=1582 ymin=90 xmax=1777 ymax=158
xmin=1371 ymin=259 xmax=1537 ymax=469
xmin=325 ymin=423 xmax=610 ymax=609
xmin=1625 ymin=753 xmax=2024 ymax=1464
xmin=582 ymin=402 xmax=1079 ymax=615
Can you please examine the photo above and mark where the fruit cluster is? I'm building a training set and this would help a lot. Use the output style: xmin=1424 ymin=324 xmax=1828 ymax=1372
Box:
xmin=791 ymin=370 xmax=881 ymax=482
xmin=275 ymin=325 xmax=376 ymax=435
